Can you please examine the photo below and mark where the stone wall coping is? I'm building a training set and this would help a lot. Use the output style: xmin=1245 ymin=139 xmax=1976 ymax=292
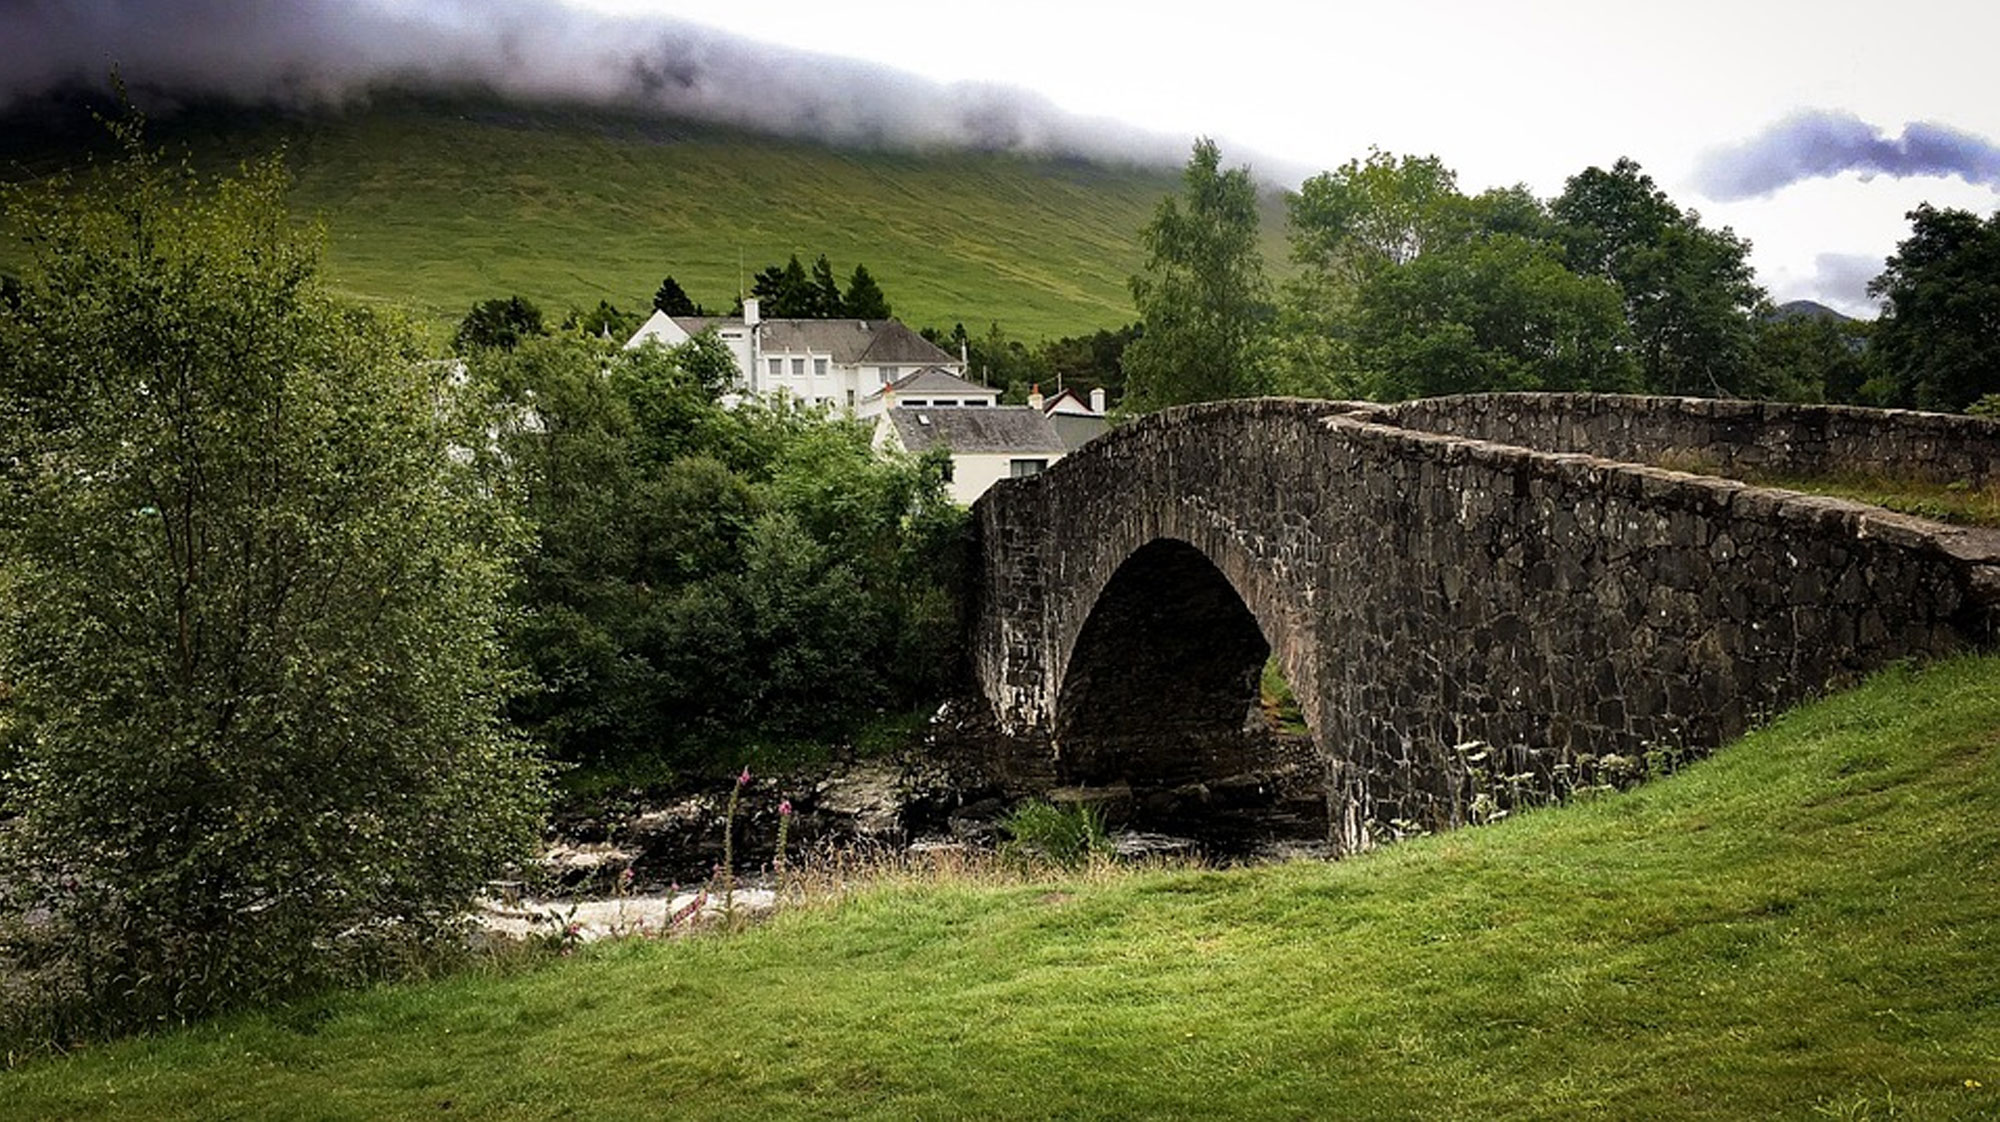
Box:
xmin=1321 ymin=409 xmax=2000 ymax=571
xmin=1377 ymin=391 xmax=2000 ymax=434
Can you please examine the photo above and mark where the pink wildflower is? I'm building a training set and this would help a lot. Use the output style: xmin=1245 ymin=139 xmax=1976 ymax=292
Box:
xmin=778 ymin=799 xmax=793 ymax=817
xmin=738 ymin=766 xmax=752 ymax=787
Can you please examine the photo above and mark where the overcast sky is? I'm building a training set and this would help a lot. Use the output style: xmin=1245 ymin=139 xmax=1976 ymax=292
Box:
xmin=9 ymin=0 xmax=1996 ymax=316
xmin=567 ymin=0 xmax=2000 ymax=315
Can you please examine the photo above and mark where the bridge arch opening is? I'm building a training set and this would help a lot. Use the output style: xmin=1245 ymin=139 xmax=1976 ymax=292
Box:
xmin=1053 ymin=538 xmax=1326 ymax=848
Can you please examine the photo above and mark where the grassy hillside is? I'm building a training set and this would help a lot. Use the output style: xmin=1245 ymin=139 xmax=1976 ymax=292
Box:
xmin=6 ymin=655 xmax=1998 ymax=1119
xmin=0 ymin=93 xmax=1292 ymax=341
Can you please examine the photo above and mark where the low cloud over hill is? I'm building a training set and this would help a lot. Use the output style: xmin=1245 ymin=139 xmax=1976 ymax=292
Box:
xmin=1 ymin=0 xmax=1189 ymax=166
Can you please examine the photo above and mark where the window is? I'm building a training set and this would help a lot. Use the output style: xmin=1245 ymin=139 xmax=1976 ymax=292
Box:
xmin=791 ymin=357 xmax=805 ymax=377
xmin=815 ymin=358 xmax=829 ymax=377
xmin=766 ymin=358 xmax=782 ymax=377
xmin=902 ymin=399 xmax=927 ymax=408
xmin=845 ymin=389 xmax=856 ymax=408
xmin=964 ymin=399 xmax=990 ymax=407
xmin=1010 ymin=458 xmax=1048 ymax=478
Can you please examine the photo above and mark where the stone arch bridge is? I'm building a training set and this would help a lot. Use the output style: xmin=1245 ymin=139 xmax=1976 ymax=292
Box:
xmin=966 ymin=394 xmax=2000 ymax=854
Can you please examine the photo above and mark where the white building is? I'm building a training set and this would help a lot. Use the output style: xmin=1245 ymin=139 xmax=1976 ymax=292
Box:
xmin=856 ymin=366 xmax=1001 ymax=418
xmin=874 ymin=405 xmax=1068 ymax=506
xmin=1034 ymin=385 xmax=1111 ymax=450
xmin=625 ymin=297 xmax=965 ymax=412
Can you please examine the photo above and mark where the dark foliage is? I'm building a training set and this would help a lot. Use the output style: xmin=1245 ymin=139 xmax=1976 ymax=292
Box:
xmin=1867 ymin=205 xmax=2000 ymax=411
xmin=472 ymin=335 xmax=967 ymax=776
xmin=455 ymin=294 xmax=549 ymax=352
xmin=652 ymin=274 xmax=702 ymax=317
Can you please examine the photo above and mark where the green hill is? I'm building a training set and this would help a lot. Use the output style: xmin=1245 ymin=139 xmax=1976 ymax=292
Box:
xmin=6 ymin=655 xmax=1997 ymax=1119
xmin=0 ymin=92 xmax=1291 ymax=341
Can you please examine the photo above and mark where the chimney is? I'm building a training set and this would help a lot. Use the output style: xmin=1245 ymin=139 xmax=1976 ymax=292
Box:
xmin=1027 ymin=383 xmax=1044 ymax=411
xmin=1090 ymin=387 xmax=1106 ymax=414
xmin=743 ymin=296 xmax=761 ymax=327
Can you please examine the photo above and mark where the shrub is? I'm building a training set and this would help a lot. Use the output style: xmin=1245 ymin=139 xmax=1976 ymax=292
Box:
xmin=0 ymin=115 xmax=545 ymax=1042
xmin=1002 ymin=800 xmax=1111 ymax=869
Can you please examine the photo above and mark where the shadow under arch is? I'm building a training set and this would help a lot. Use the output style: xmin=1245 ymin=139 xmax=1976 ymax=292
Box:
xmin=1052 ymin=540 xmax=1323 ymax=842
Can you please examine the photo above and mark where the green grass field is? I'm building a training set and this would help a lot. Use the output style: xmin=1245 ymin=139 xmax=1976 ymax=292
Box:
xmin=0 ymin=93 xmax=1293 ymax=342
xmin=6 ymin=655 xmax=1998 ymax=1120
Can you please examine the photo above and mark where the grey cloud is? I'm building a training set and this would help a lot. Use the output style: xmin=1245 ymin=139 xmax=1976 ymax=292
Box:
xmin=0 ymin=0 xmax=1192 ymax=165
xmin=1696 ymin=109 xmax=2000 ymax=200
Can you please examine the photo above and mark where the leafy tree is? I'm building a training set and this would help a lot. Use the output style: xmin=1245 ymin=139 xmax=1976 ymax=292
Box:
xmin=1749 ymin=309 xmax=1870 ymax=403
xmin=653 ymin=274 xmax=702 ymax=317
xmin=0 ymin=120 xmax=543 ymax=1038
xmin=473 ymin=336 xmax=965 ymax=773
xmin=1280 ymin=150 xmax=1466 ymax=398
xmin=1288 ymin=150 xmax=1464 ymax=286
xmin=1279 ymin=151 xmax=1632 ymax=401
xmin=1350 ymin=234 xmax=1637 ymax=398
xmin=808 ymin=255 xmax=845 ymax=318
xmin=454 ymin=294 xmax=547 ymax=352
xmin=1551 ymin=158 xmax=1765 ymax=396
xmin=1034 ymin=323 xmax=1142 ymax=404
xmin=844 ymin=263 xmax=892 ymax=319
xmin=1866 ymin=205 xmax=2000 ymax=411
xmin=1123 ymin=138 xmax=1273 ymax=410
xmin=562 ymin=299 xmax=639 ymax=340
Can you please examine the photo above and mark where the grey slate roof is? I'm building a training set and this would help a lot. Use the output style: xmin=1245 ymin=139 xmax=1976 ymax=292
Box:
xmin=886 ymin=406 xmax=1067 ymax=455
xmin=670 ymin=316 xmax=956 ymax=367
xmin=877 ymin=366 xmax=999 ymax=398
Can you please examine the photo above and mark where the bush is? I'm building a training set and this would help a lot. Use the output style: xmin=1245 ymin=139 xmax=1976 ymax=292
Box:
xmin=0 ymin=116 xmax=545 ymax=1042
xmin=1002 ymin=800 xmax=1111 ymax=869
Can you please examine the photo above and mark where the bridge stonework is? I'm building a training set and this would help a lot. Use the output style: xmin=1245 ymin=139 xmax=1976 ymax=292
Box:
xmin=967 ymin=394 xmax=2000 ymax=855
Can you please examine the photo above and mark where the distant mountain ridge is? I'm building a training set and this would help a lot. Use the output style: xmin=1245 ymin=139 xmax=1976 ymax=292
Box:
xmin=0 ymin=89 xmax=1286 ymax=340
xmin=1770 ymin=299 xmax=1856 ymax=323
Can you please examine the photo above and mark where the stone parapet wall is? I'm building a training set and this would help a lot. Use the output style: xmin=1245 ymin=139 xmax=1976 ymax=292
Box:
xmin=1374 ymin=393 xmax=2000 ymax=487
xmin=967 ymin=395 xmax=2000 ymax=855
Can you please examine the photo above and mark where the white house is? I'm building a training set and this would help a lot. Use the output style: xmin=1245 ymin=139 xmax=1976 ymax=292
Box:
xmin=856 ymin=366 xmax=1001 ymax=418
xmin=874 ymin=405 xmax=1068 ymax=505
xmin=625 ymin=297 xmax=965 ymax=412
xmin=1034 ymin=384 xmax=1110 ymax=450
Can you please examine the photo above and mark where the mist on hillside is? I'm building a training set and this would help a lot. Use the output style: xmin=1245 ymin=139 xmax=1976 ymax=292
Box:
xmin=0 ymin=0 xmax=1190 ymax=167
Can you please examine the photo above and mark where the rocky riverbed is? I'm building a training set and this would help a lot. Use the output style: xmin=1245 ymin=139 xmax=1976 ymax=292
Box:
xmin=520 ymin=729 xmax=1335 ymax=905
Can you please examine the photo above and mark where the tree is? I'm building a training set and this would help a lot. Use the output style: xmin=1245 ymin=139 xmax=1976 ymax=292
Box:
xmin=1866 ymin=205 xmax=2000 ymax=411
xmin=563 ymin=299 xmax=639 ymax=340
xmin=843 ymin=263 xmax=892 ymax=319
xmin=1288 ymin=150 xmax=1464 ymax=287
xmin=1551 ymin=158 xmax=1766 ymax=396
xmin=807 ymin=255 xmax=845 ymax=318
xmin=1749 ymin=309 xmax=1870 ymax=403
xmin=454 ymin=294 xmax=547 ymax=352
xmin=473 ymin=335 xmax=965 ymax=771
xmin=751 ymin=255 xmax=815 ymax=318
xmin=0 ymin=120 xmax=543 ymax=1037
xmin=653 ymin=274 xmax=702 ymax=317
xmin=1123 ymin=138 xmax=1273 ymax=410
xmin=1349 ymin=234 xmax=1637 ymax=399
xmin=1279 ymin=150 xmax=1467 ymax=397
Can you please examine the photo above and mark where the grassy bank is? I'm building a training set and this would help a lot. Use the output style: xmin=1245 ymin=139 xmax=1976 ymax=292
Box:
xmin=6 ymin=655 xmax=1999 ymax=1119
